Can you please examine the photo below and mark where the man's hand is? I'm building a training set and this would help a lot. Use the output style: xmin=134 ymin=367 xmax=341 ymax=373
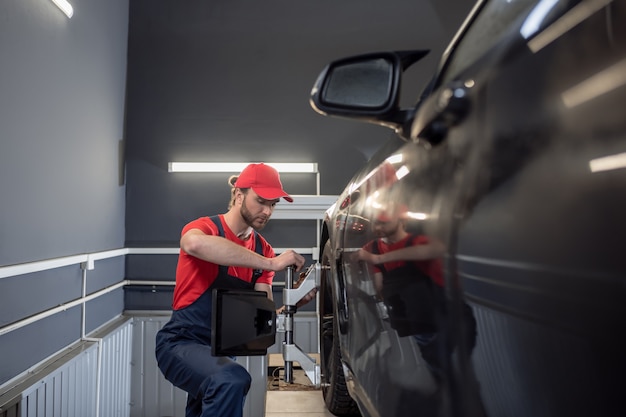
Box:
xmin=270 ymin=249 xmax=306 ymax=272
xmin=297 ymin=287 xmax=318 ymax=307
xmin=353 ymin=248 xmax=380 ymax=265
xmin=276 ymin=290 xmax=317 ymax=314
xmin=276 ymin=268 xmax=318 ymax=313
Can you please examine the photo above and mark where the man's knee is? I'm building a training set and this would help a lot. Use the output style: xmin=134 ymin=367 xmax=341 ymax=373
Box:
xmin=222 ymin=362 xmax=252 ymax=392
xmin=204 ymin=362 xmax=251 ymax=395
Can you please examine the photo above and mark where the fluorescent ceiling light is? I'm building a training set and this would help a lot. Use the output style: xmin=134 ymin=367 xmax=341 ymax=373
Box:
xmin=51 ymin=0 xmax=73 ymax=18
xmin=168 ymin=162 xmax=318 ymax=173
xmin=589 ymin=152 xmax=626 ymax=173
xmin=406 ymin=211 xmax=428 ymax=220
xmin=385 ymin=154 xmax=403 ymax=164
xmin=526 ymin=0 xmax=611 ymax=53
xmin=562 ymin=58 xmax=626 ymax=108
xmin=521 ymin=0 xmax=559 ymax=40
xmin=395 ymin=165 xmax=410 ymax=180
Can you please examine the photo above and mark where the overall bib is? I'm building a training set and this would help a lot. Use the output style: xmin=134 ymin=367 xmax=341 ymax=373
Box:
xmin=372 ymin=236 xmax=442 ymax=337
xmin=371 ymin=236 xmax=448 ymax=372
xmin=155 ymin=216 xmax=265 ymax=417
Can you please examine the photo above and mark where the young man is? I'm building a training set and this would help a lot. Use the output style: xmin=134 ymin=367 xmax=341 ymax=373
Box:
xmin=355 ymin=204 xmax=477 ymax=374
xmin=354 ymin=206 xmax=446 ymax=337
xmin=156 ymin=163 xmax=312 ymax=417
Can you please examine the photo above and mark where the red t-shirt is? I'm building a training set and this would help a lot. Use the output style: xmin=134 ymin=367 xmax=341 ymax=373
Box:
xmin=172 ymin=215 xmax=275 ymax=309
xmin=365 ymin=234 xmax=444 ymax=287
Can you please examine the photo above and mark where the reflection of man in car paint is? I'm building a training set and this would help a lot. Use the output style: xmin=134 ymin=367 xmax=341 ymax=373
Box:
xmin=354 ymin=204 xmax=447 ymax=371
xmin=355 ymin=204 xmax=479 ymax=378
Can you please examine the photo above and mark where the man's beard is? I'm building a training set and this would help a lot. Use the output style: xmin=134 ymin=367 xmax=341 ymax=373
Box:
xmin=376 ymin=221 xmax=401 ymax=239
xmin=240 ymin=196 xmax=268 ymax=231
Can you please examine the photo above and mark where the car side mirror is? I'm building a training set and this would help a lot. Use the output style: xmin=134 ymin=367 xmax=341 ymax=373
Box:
xmin=310 ymin=50 xmax=429 ymax=138
xmin=317 ymin=57 xmax=396 ymax=109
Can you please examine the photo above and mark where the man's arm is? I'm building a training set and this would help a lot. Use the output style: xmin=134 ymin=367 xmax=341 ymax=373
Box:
xmin=181 ymin=229 xmax=305 ymax=271
xmin=354 ymin=238 xmax=446 ymax=265
xmin=373 ymin=271 xmax=384 ymax=297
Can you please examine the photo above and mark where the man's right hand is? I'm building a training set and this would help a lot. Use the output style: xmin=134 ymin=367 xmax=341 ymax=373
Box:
xmin=270 ymin=249 xmax=306 ymax=271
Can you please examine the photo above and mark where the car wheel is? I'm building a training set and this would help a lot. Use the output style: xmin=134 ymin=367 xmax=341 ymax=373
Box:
xmin=320 ymin=241 xmax=361 ymax=416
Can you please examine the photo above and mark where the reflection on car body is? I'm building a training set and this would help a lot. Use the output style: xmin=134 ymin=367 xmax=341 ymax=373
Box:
xmin=311 ymin=0 xmax=626 ymax=416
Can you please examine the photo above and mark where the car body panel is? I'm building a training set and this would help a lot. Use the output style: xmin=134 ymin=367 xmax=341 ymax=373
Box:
xmin=314 ymin=0 xmax=626 ymax=416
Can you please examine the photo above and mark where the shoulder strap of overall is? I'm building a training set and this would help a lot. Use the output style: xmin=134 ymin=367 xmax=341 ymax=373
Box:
xmin=405 ymin=234 xmax=417 ymax=248
xmin=370 ymin=239 xmax=387 ymax=274
xmin=405 ymin=233 xmax=433 ymax=281
xmin=370 ymin=234 xmax=418 ymax=274
xmin=209 ymin=215 xmax=264 ymax=285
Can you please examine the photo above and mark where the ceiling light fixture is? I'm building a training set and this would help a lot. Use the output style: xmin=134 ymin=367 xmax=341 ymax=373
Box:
xmin=168 ymin=162 xmax=318 ymax=173
xmin=526 ymin=0 xmax=610 ymax=53
xmin=51 ymin=0 xmax=74 ymax=18
xmin=589 ymin=152 xmax=626 ymax=173
xmin=562 ymin=58 xmax=626 ymax=108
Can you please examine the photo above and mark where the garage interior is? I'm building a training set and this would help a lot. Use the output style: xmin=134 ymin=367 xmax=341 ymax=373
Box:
xmin=1 ymin=0 xmax=475 ymax=416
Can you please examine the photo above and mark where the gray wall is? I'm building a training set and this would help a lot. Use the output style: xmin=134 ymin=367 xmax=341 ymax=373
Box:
xmin=0 ymin=0 xmax=473 ymax=389
xmin=0 ymin=0 xmax=129 ymax=387
xmin=123 ymin=0 xmax=472 ymax=305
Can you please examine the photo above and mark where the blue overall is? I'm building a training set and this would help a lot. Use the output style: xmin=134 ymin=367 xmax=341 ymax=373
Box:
xmin=155 ymin=216 xmax=265 ymax=417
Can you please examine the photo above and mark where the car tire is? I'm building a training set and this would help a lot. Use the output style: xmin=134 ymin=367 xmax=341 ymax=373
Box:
xmin=320 ymin=241 xmax=361 ymax=416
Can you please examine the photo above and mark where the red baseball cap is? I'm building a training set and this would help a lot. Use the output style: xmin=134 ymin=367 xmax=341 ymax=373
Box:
xmin=234 ymin=163 xmax=293 ymax=202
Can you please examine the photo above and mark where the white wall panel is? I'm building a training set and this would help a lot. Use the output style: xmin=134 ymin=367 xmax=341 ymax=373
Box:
xmin=129 ymin=315 xmax=186 ymax=417
xmin=129 ymin=314 xmax=267 ymax=417
xmin=0 ymin=317 xmax=133 ymax=417
xmin=20 ymin=344 xmax=98 ymax=417
xmin=1 ymin=314 xmax=270 ymax=417
xmin=99 ymin=318 xmax=133 ymax=417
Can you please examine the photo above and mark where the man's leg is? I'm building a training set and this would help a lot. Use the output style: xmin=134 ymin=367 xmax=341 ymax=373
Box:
xmin=157 ymin=341 xmax=251 ymax=417
xmin=196 ymin=358 xmax=251 ymax=416
xmin=185 ymin=393 xmax=202 ymax=417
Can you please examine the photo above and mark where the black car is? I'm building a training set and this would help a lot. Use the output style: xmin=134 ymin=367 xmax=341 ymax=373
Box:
xmin=310 ymin=0 xmax=626 ymax=416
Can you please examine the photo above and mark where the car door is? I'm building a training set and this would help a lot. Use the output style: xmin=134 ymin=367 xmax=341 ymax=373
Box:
xmin=313 ymin=1 xmax=625 ymax=416
xmin=422 ymin=1 xmax=626 ymax=416
xmin=338 ymin=138 xmax=460 ymax=417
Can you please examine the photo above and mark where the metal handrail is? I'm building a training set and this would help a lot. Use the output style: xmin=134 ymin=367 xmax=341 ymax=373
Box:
xmin=0 ymin=246 xmax=318 ymax=337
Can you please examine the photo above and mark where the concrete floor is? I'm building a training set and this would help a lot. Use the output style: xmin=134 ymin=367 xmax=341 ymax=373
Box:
xmin=265 ymin=354 xmax=335 ymax=417
xmin=266 ymin=390 xmax=335 ymax=417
